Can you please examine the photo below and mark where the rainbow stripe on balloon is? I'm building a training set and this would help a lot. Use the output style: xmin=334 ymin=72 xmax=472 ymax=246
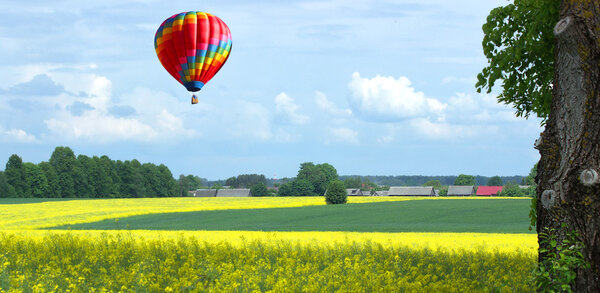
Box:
xmin=154 ymin=11 xmax=232 ymax=92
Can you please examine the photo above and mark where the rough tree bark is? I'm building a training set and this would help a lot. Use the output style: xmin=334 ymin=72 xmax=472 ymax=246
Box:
xmin=536 ymin=0 xmax=600 ymax=291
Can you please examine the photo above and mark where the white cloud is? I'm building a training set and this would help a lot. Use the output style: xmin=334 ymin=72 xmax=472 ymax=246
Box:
xmin=0 ymin=64 xmax=62 ymax=90
xmin=348 ymin=72 xmax=446 ymax=121
xmin=34 ymin=73 xmax=197 ymax=143
xmin=328 ymin=127 xmax=359 ymax=144
xmin=364 ymin=89 xmax=531 ymax=143
xmin=0 ymin=63 xmax=100 ymax=90
xmin=444 ymin=92 xmax=520 ymax=124
xmin=45 ymin=112 xmax=158 ymax=142
xmin=315 ymin=91 xmax=352 ymax=116
xmin=0 ymin=128 xmax=37 ymax=143
xmin=274 ymin=92 xmax=309 ymax=125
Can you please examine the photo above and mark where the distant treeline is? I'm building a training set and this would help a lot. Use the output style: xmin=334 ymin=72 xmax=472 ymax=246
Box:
xmin=0 ymin=146 xmax=180 ymax=198
xmin=337 ymin=175 xmax=526 ymax=187
xmin=0 ymin=147 xmax=529 ymax=198
xmin=213 ymin=175 xmax=527 ymax=188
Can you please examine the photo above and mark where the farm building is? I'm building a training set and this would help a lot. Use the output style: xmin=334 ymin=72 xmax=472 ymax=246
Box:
xmin=373 ymin=190 xmax=388 ymax=196
xmin=387 ymin=186 xmax=436 ymax=196
xmin=194 ymin=189 xmax=217 ymax=197
xmin=346 ymin=189 xmax=370 ymax=196
xmin=447 ymin=186 xmax=476 ymax=196
xmin=216 ymin=189 xmax=252 ymax=197
xmin=476 ymin=186 xmax=503 ymax=196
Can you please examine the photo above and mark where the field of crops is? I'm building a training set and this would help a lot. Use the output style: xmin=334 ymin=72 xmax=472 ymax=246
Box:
xmin=0 ymin=197 xmax=537 ymax=292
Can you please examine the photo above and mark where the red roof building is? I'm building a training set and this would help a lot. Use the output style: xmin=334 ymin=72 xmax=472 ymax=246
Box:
xmin=476 ymin=186 xmax=503 ymax=196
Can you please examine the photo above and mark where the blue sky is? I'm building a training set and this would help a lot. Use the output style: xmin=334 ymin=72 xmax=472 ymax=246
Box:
xmin=0 ymin=0 xmax=542 ymax=180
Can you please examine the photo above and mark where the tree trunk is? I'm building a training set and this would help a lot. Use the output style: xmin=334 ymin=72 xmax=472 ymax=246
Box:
xmin=537 ymin=1 xmax=600 ymax=291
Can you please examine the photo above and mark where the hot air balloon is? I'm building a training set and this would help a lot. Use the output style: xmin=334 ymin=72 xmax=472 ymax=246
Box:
xmin=154 ymin=11 xmax=232 ymax=104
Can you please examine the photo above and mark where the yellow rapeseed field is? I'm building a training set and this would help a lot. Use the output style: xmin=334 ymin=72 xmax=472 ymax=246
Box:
xmin=2 ymin=229 xmax=536 ymax=254
xmin=0 ymin=232 xmax=536 ymax=292
xmin=0 ymin=197 xmax=537 ymax=292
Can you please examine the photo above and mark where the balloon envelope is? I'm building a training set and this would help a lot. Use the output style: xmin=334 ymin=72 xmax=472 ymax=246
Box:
xmin=154 ymin=12 xmax=232 ymax=92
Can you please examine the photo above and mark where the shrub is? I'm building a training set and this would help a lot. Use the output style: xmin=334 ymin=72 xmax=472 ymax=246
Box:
xmin=325 ymin=180 xmax=347 ymax=205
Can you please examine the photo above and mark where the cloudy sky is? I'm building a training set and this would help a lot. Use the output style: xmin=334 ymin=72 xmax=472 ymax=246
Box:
xmin=0 ymin=0 xmax=542 ymax=180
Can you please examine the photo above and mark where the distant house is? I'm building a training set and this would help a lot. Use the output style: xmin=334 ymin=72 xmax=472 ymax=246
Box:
xmin=447 ymin=186 xmax=476 ymax=196
xmin=476 ymin=186 xmax=503 ymax=196
xmin=373 ymin=190 xmax=388 ymax=196
xmin=388 ymin=186 xmax=436 ymax=196
xmin=216 ymin=188 xmax=252 ymax=197
xmin=346 ymin=189 xmax=365 ymax=196
xmin=194 ymin=189 xmax=217 ymax=197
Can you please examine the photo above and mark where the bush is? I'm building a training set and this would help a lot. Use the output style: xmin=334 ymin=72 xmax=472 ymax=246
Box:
xmin=325 ymin=180 xmax=347 ymax=205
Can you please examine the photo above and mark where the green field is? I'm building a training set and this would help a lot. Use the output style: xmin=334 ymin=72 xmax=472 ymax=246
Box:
xmin=53 ymin=198 xmax=533 ymax=233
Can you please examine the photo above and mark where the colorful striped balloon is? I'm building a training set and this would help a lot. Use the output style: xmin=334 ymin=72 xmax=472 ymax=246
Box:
xmin=154 ymin=12 xmax=232 ymax=93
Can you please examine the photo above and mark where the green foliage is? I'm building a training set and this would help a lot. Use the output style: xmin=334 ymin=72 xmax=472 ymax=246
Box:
xmin=438 ymin=186 xmax=448 ymax=196
xmin=454 ymin=174 xmax=476 ymax=186
xmin=225 ymin=174 xmax=267 ymax=188
xmin=522 ymin=185 xmax=536 ymax=197
xmin=278 ymin=179 xmax=316 ymax=197
xmin=5 ymin=154 xmax=26 ymax=197
xmin=528 ymin=197 xmax=537 ymax=231
xmin=535 ymin=227 xmax=590 ymax=292
xmin=487 ymin=176 xmax=503 ymax=186
xmin=1 ymin=147 xmax=179 ymax=199
xmin=296 ymin=162 xmax=339 ymax=196
xmin=89 ymin=156 xmax=114 ymax=197
xmin=38 ymin=162 xmax=60 ymax=198
xmin=499 ymin=182 xmax=525 ymax=197
xmin=325 ymin=180 xmax=347 ymax=205
xmin=179 ymin=176 xmax=191 ymax=196
xmin=182 ymin=176 xmax=208 ymax=196
xmin=75 ymin=155 xmax=96 ymax=198
xmin=185 ymin=175 xmax=207 ymax=190
xmin=116 ymin=160 xmax=146 ymax=197
xmin=344 ymin=177 xmax=362 ymax=189
xmin=525 ymin=162 xmax=538 ymax=230
xmin=225 ymin=176 xmax=236 ymax=187
xmin=23 ymin=163 xmax=49 ymax=198
xmin=476 ymin=0 xmax=559 ymax=120
xmin=423 ymin=180 xmax=443 ymax=189
xmin=50 ymin=146 xmax=77 ymax=197
xmin=0 ymin=171 xmax=17 ymax=198
xmin=250 ymin=182 xmax=269 ymax=197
